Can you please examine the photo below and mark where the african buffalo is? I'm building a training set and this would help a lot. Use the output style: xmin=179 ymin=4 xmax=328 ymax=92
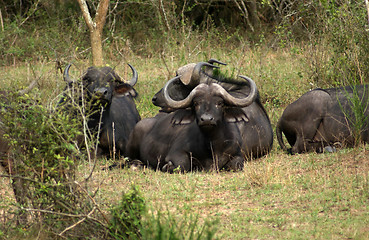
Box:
xmin=127 ymin=61 xmax=273 ymax=172
xmin=276 ymin=85 xmax=369 ymax=154
xmin=61 ymin=64 xmax=141 ymax=157
xmin=152 ymin=61 xmax=273 ymax=159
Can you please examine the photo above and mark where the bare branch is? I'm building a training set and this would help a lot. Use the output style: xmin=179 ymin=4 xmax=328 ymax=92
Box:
xmin=160 ymin=52 xmax=171 ymax=80
xmin=83 ymin=106 xmax=103 ymax=182
xmin=160 ymin=0 xmax=171 ymax=30
xmin=365 ymin=0 xmax=369 ymax=24
xmin=77 ymin=0 xmax=95 ymax=30
xmin=0 ymin=9 xmax=4 ymax=32
xmin=111 ymin=0 xmax=119 ymax=12
xmin=0 ymin=174 xmax=39 ymax=183
xmin=233 ymin=0 xmax=255 ymax=31
xmin=22 ymin=207 xmax=107 ymax=230
xmin=59 ymin=207 xmax=97 ymax=236
xmin=18 ymin=79 xmax=38 ymax=95
xmin=95 ymin=0 xmax=110 ymax=32
xmin=74 ymin=181 xmax=110 ymax=224
xmin=22 ymin=208 xmax=85 ymax=218
xmin=19 ymin=0 xmax=41 ymax=27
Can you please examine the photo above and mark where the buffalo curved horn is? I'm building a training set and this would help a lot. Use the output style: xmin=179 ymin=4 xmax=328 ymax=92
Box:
xmin=207 ymin=58 xmax=227 ymax=66
xmin=205 ymin=59 xmax=226 ymax=76
xmin=188 ymin=62 xmax=219 ymax=87
xmin=163 ymin=76 xmax=207 ymax=109
xmin=63 ymin=63 xmax=75 ymax=85
xmin=210 ymin=75 xmax=257 ymax=107
xmin=163 ymin=75 xmax=258 ymax=109
xmin=176 ymin=63 xmax=196 ymax=86
xmin=127 ymin=63 xmax=138 ymax=86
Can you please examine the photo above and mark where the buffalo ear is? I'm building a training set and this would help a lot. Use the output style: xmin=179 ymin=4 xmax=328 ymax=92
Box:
xmin=224 ymin=108 xmax=249 ymax=123
xmin=171 ymin=109 xmax=195 ymax=125
xmin=115 ymin=83 xmax=137 ymax=97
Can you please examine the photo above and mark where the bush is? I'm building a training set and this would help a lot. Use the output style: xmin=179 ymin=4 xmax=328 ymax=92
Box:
xmin=143 ymin=210 xmax=219 ymax=240
xmin=1 ymin=92 xmax=107 ymax=238
xmin=109 ymin=185 xmax=146 ymax=239
xmin=108 ymin=184 xmax=218 ymax=240
xmin=324 ymin=2 xmax=369 ymax=85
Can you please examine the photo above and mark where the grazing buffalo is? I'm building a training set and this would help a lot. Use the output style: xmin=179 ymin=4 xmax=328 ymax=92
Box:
xmin=276 ymin=85 xmax=369 ymax=154
xmin=61 ymin=64 xmax=141 ymax=157
xmin=152 ymin=61 xmax=273 ymax=159
xmin=127 ymin=61 xmax=273 ymax=172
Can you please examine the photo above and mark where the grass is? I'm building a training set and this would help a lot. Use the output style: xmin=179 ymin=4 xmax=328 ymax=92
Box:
xmin=1 ymin=42 xmax=369 ymax=239
xmin=85 ymin=147 xmax=369 ymax=239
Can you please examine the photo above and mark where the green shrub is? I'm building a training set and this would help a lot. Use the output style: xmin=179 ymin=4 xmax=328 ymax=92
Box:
xmin=143 ymin=210 xmax=219 ymax=240
xmin=325 ymin=2 xmax=369 ymax=85
xmin=1 ymin=92 xmax=106 ymax=237
xmin=109 ymin=185 xmax=146 ymax=239
xmin=269 ymin=1 xmax=369 ymax=87
xmin=338 ymin=85 xmax=369 ymax=146
xmin=308 ymin=1 xmax=368 ymax=86
xmin=108 ymin=184 xmax=219 ymax=240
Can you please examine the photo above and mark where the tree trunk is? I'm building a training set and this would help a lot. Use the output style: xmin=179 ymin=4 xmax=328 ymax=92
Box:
xmin=90 ymin=30 xmax=104 ymax=66
xmin=77 ymin=0 xmax=109 ymax=67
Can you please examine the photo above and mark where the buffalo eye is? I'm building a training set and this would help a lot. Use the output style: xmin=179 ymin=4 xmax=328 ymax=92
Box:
xmin=216 ymin=100 xmax=224 ymax=107
xmin=83 ymin=76 xmax=93 ymax=83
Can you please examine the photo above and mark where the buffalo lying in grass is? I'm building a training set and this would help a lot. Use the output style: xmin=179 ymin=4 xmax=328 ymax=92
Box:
xmin=276 ymin=85 xmax=369 ymax=154
xmin=152 ymin=60 xmax=273 ymax=160
xmin=61 ymin=64 xmax=141 ymax=157
xmin=127 ymin=61 xmax=273 ymax=172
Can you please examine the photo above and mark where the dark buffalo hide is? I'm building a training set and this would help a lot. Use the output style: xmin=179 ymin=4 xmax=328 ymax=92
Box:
xmin=60 ymin=64 xmax=140 ymax=157
xmin=127 ymin=61 xmax=273 ymax=172
xmin=151 ymin=61 xmax=273 ymax=160
xmin=127 ymin=84 xmax=247 ymax=172
xmin=276 ymin=85 xmax=369 ymax=154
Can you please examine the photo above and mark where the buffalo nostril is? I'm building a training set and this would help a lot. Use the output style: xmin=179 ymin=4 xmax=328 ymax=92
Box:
xmin=94 ymin=88 xmax=109 ymax=97
xmin=201 ymin=115 xmax=214 ymax=122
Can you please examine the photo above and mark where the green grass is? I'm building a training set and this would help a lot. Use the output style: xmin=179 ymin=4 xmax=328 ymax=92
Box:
xmin=85 ymin=147 xmax=368 ymax=240
xmin=1 ymin=43 xmax=368 ymax=239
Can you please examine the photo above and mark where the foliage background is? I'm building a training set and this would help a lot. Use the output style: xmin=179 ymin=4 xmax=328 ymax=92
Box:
xmin=1 ymin=0 xmax=369 ymax=90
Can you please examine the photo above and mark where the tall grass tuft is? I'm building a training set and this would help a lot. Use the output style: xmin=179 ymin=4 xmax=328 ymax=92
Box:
xmin=108 ymin=184 xmax=219 ymax=240
xmin=108 ymin=185 xmax=146 ymax=239
xmin=338 ymin=85 xmax=369 ymax=146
